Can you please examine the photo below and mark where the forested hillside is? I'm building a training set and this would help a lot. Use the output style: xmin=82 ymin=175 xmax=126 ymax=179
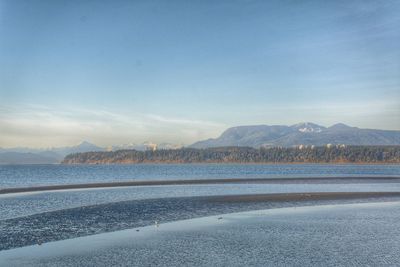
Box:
xmin=62 ymin=146 xmax=400 ymax=164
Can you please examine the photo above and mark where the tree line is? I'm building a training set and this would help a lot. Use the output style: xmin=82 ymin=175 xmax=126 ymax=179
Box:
xmin=62 ymin=146 xmax=400 ymax=164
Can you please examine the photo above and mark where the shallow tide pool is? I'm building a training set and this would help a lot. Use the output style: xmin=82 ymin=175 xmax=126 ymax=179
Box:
xmin=2 ymin=201 xmax=400 ymax=267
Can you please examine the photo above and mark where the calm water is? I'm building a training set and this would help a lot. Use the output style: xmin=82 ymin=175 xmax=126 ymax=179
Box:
xmin=1 ymin=163 xmax=400 ymax=258
xmin=1 ymin=164 xmax=399 ymax=188
xmin=2 ymin=202 xmax=400 ymax=266
xmin=3 ymin=183 xmax=400 ymax=220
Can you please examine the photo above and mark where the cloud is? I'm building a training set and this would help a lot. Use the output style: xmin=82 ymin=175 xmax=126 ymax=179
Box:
xmin=145 ymin=114 xmax=223 ymax=127
xmin=0 ymin=104 xmax=227 ymax=148
xmin=1 ymin=99 xmax=398 ymax=148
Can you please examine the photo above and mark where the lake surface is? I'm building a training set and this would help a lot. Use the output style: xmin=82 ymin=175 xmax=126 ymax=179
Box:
xmin=1 ymin=164 xmax=399 ymax=188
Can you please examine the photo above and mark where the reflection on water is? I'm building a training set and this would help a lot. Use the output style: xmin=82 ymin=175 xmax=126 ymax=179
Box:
xmin=2 ymin=202 xmax=400 ymax=267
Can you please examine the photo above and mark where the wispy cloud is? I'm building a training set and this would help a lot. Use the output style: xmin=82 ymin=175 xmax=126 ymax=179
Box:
xmin=1 ymin=98 xmax=398 ymax=148
xmin=0 ymin=104 xmax=227 ymax=148
xmin=145 ymin=114 xmax=223 ymax=127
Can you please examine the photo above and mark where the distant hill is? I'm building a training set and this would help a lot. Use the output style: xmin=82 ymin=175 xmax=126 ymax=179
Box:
xmin=190 ymin=123 xmax=400 ymax=148
xmin=0 ymin=141 xmax=104 ymax=164
xmin=0 ymin=141 xmax=186 ymax=164
xmin=51 ymin=141 xmax=104 ymax=156
xmin=4 ymin=123 xmax=400 ymax=164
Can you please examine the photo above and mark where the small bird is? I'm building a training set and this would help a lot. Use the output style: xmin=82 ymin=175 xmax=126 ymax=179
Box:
xmin=155 ymin=220 xmax=159 ymax=227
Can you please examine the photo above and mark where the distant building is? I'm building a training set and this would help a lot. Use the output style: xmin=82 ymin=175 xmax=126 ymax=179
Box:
xmin=145 ymin=143 xmax=157 ymax=151
xmin=261 ymin=144 xmax=274 ymax=148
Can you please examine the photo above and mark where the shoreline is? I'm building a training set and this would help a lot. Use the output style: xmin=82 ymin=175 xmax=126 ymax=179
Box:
xmin=61 ymin=161 xmax=400 ymax=165
xmin=2 ymin=162 xmax=400 ymax=166
xmin=2 ymin=176 xmax=400 ymax=195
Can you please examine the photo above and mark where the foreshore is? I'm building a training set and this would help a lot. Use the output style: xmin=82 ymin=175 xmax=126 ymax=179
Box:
xmin=3 ymin=201 xmax=399 ymax=266
xmin=3 ymin=191 xmax=400 ymax=251
xmin=205 ymin=191 xmax=400 ymax=203
xmin=1 ymin=176 xmax=400 ymax=195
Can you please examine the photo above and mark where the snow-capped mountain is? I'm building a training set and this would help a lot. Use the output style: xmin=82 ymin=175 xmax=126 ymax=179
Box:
xmin=190 ymin=123 xmax=400 ymax=148
xmin=0 ymin=141 xmax=104 ymax=164
xmin=291 ymin=122 xmax=326 ymax=133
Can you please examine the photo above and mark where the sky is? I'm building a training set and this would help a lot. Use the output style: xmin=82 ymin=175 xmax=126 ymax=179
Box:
xmin=0 ymin=0 xmax=399 ymax=148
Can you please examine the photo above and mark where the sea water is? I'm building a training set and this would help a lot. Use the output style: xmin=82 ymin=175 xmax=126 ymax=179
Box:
xmin=1 ymin=163 xmax=399 ymax=188
xmin=2 ymin=202 xmax=400 ymax=266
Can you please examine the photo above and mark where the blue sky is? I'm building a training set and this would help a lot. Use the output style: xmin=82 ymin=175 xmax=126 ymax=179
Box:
xmin=0 ymin=0 xmax=399 ymax=147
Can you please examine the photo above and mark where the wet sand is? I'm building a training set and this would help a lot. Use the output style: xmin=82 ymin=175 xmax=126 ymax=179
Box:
xmin=207 ymin=191 xmax=400 ymax=203
xmin=2 ymin=190 xmax=400 ymax=250
xmin=2 ymin=176 xmax=400 ymax=195
xmin=4 ymin=201 xmax=399 ymax=267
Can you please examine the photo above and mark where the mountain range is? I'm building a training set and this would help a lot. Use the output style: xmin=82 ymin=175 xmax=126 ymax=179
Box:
xmin=0 ymin=141 xmax=182 ymax=164
xmin=0 ymin=141 xmax=104 ymax=164
xmin=190 ymin=122 xmax=400 ymax=148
